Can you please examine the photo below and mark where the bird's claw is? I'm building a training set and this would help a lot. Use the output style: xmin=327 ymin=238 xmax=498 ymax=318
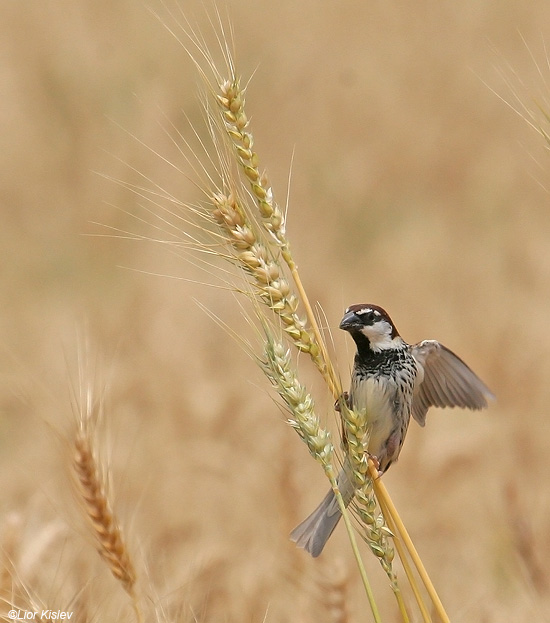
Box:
xmin=334 ymin=391 xmax=350 ymax=413
xmin=367 ymin=454 xmax=383 ymax=478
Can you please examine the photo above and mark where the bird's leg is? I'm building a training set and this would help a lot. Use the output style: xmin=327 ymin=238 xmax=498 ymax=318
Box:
xmin=335 ymin=392 xmax=351 ymax=453
xmin=369 ymin=430 xmax=401 ymax=478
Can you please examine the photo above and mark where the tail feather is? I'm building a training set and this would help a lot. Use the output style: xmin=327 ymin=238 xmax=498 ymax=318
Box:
xmin=290 ymin=488 xmax=342 ymax=557
xmin=291 ymin=468 xmax=356 ymax=557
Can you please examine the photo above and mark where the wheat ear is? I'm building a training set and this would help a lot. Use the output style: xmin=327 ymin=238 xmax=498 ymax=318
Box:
xmin=212 ymin=192 xmax=318 ymax=357
xmin=262 ymin=335 xmax=333 ymax=468
xmin=73 ymin=433 xmax=142 ymax=623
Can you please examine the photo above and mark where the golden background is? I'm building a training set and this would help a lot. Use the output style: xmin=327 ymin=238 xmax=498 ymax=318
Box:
xmin=1 ymin=1 xmax=549 ymax=620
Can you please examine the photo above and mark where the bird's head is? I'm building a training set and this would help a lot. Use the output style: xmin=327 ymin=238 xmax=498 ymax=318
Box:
xmin=340 ymin=304 xmax=404 ymax=353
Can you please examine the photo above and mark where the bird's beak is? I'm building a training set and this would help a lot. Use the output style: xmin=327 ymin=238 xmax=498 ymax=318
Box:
xmin=339 ymin=310 xmax=359 ymax=331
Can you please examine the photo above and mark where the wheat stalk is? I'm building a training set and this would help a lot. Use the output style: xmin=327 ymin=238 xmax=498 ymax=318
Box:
xmin=199 ymin=143 xmax=383 ymax=613
xmin=208 ymin=70 xmax=417 ymax=587
xmin=204 ymin=60 xmax=405 ymax=620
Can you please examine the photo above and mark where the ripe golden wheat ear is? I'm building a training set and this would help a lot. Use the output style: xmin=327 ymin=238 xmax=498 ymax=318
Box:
xmin=70 ymin=350 xmax=143 ymax=623
xmin=73 ymin=429 xmax=143 ymax=623
xmin=73 ymin=434 xmax=137 ymax=597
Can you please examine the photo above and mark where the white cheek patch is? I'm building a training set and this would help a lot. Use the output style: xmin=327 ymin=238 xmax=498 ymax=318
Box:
xmin=360 ymin=319 xmax=391 ymax=339
xmin=360 ymin=320 xmax=398 ymax=351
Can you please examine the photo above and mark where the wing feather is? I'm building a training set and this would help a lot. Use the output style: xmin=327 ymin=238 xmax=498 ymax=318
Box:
xmin=411 ymin=340 xmax=494 ymax=426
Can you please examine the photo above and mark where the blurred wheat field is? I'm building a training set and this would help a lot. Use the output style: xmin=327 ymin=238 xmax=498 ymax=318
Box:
xmin=2 ymin=0 xmax=550 ymax=621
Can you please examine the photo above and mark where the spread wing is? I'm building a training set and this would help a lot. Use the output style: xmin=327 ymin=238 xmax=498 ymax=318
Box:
xmin=410 ymin=340 xmax=494 ymax=426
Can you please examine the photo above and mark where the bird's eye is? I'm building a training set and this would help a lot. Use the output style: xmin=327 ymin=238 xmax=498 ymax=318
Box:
xmin=356 ymin=309 xmax=375 ymax=323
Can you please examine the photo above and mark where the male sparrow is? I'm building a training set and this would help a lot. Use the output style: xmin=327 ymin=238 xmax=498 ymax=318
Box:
xmin=291 ymin=303 xmax=493 ymax=557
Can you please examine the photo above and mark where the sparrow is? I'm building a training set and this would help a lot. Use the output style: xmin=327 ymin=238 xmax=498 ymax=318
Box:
xmin=290 ymin=303 xmax=494 ymax=557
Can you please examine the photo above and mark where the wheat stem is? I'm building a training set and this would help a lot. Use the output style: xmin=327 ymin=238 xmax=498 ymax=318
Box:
xmin=286 ymin=263 xmax=341 ymax=397
xmin=324 ymin=464 xmax=382 ymax=623
xmin=370 ymin=461 xmax=449 ymax=623
xmin=215 ymin=71 xmax=404 ymax=619
xmin=382 ymin=501 xmax=431 ymax=623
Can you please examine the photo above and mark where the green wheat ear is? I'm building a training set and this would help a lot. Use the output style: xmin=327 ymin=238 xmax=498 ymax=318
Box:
xmin=262 ymin=332 xmax=333 ymax=468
